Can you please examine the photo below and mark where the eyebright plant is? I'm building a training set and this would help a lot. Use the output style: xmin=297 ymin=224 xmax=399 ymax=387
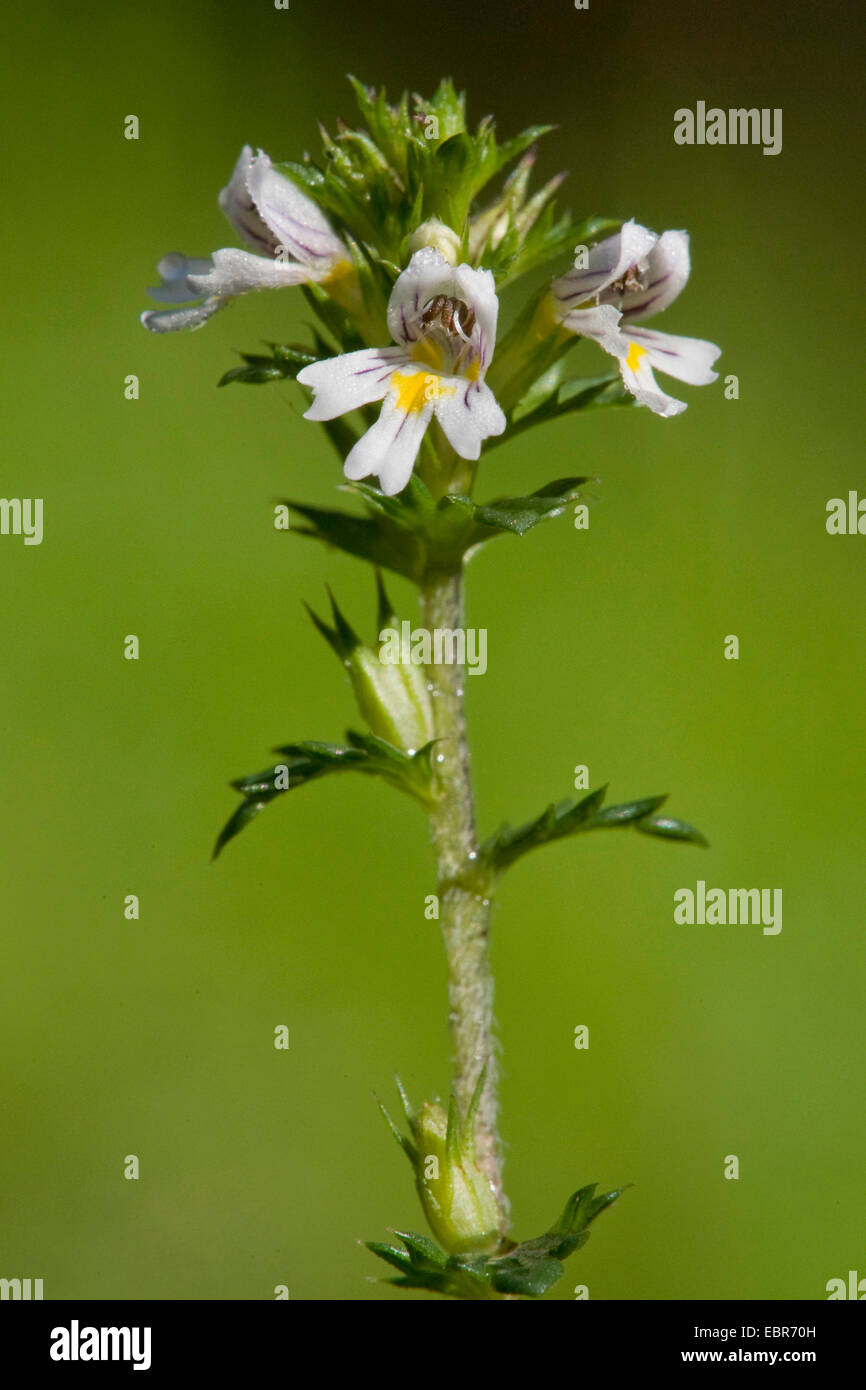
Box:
xmin=142 ymin=78 xmax=717 ymax=1300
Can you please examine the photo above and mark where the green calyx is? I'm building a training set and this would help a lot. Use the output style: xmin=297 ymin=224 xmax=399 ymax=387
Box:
xmin=378 ymin=1076 xmax=503 ymax=1258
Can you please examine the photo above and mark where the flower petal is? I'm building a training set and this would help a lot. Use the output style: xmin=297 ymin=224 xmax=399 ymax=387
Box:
xmin=619 ymin=340 xmax=687 ymax=417
xmin=297 ymin=347 xmax=410 ymax=420
xmin=140 ymin=298 xmax=224 ymax=333
xmin=146 ymin=252 xmax=216 ymax=304
xmin=186 ymin=246 xmax=318 ymax=298
xmin=620 ymin=230 xmax=691 ymax=320
xmin=218 ymin=146 xmax=276 ymax=255
xmin=558 ymin=303 xmax=627 ymax=357
xmin=245 ymin=149 xmax=347 ymax=269
xmin=142 ymin=246 xmax=318 ymax=333
xmin=452 ymin=263 xmax=500 ymax=369
xmin=434 ymin=379 xmax=506 ymax=461
xmin=551 ymin=220 xmax=658 ymax=311
xmin=343 ymin=393 xmax=434 ymax=495
xmin=625 ymin=326 xmax=721 ymax=385
xmin=387 ymin=248 xmax=453 ymax=346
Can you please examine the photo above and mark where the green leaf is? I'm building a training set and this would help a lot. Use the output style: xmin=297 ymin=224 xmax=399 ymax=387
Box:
xmin=492 ymin=124 xmax=555 ymax=178
xmin=546 ymin=1183 xmax=625 ymax=1258
xmin=511 ymin=355 xmax=597 ymax=420
xmin=482 ymin=786 xmax=606 ymax=872
xmin=285 ymin=499 xmax=413 ymax=575
xmin=506 ymin=372 xmax=633 ymax=445
xmin=349 ymin=471 xmax=437 ymax=528
xmin=391 ymin=1229 xmax=450 ymax=1271
xmin=423 ymin=132 xmax=482 ymax=228
xmin=488 ymin=1254 xmax=565 ymax=1298
xmin=284 ymin=475 xmax=590 ymax=581
xmin=635 ymin=813 xmax=710 ymax=847
xmin=417 ymin=111 xmax=557 ymax=234
xmin=212 ymin=733 xmax=434 ymax=859
xmin=482 ymin=786 xmax=709 ymax=875
xmin=366 ymin=1182 xmax=625 ymax=1299
xmin=376 ymin=1091 xmax=419 ymax=1165
xmin=589 ymin=794 xmax=668 ymax=827
xmin=471 ymin=477 xmax=590 ymax=537
xmin=486 ymin=1183 xmax=625 ymax=1297
xmin=303 ymin=588 xmax=361 ymax=662
xmin=349 ymin=78 xmax=415 ymax=174
xmin=364 ymin=1242 xmax=414 ymax=1277
xmin=413 ymin=77 xmax=467 ymax=143
xmin=488 ymin=210 xmax=622 ymax=289
xmin=343 ymin=728 xmax=437 ymax=794
xmin=217 ymin=343 xmax=317 ymax=387
xmin=365 ymin=1236 xmax=494 ymax=1299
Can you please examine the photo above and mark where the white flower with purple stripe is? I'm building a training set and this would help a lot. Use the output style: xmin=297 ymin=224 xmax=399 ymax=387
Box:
xmin=141 ymin=146 xmax=351 ymax=333
xmin=296 ymin=248 xmax=506 ymax=496
xmin=550 ymin=220 xmax=721 ymax=417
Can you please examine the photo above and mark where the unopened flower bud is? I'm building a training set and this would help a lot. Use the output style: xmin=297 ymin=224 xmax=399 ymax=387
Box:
xmin=305 ymin=583 xmax=434 ymax=755
xmin=408 ymin=218 xmax=462 ymax=266
xmin=382 ymin=1079 xmax=503 ymax=1257
xmin=413 ymin=1100 xmax=502 ymax=1255
xmin=347 ymin=642 xmax=434 ymax=753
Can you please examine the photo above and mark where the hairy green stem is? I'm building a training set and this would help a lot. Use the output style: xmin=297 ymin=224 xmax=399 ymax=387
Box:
xmin=421 ymin=566 xmax=508 ymax=1229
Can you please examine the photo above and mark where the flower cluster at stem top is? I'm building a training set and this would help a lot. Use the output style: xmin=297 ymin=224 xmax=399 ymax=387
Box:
xmin=142 ymin=79 xmax=721 ymax=497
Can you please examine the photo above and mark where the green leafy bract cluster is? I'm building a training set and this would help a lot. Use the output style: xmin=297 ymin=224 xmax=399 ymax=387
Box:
xmin=281 ymin=76 xmax=586 ymax=281
xmin=367 ymin=1183 xmax=625 ymax=1300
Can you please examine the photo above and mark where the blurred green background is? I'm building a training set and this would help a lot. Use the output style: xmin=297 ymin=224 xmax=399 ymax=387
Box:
xmin=2 ymin=0 xmax=863 ymax=1300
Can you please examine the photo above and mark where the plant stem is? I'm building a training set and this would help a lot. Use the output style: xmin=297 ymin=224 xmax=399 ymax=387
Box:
xmin=420 ymin=565 xmax=508 ymax=1230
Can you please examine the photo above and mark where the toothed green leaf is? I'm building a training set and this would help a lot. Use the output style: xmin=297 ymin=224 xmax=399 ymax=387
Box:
xmin=364 ymin=1242 xmax=413 ymax=1276
xmin=482 ymin=786 xmax=708 ymax=875
xmin=367 ymin=1182 xmax=625 ymax=1299
xmin=217 ymin=343 xmax=318 ymax=387
xmin=486 ymin=1184 xmax=626 ymax=1297
xmin=635 ymin=813 xmax=710 ymax=847
xmin=284 ymin=475 xmax=592 ymax=580
xmin=470 ymin=477 xmax=590 ymax=536
xmin=213 ymin=733 xmax=435 ymax=858
xmin=391 ymin=1230 xmax=450 ymax=1270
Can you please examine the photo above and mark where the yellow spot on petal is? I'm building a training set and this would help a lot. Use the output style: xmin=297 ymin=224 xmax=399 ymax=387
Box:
xmin=410 ymin=338 xmax=446 ymax=372
xmin=392 ymin=370 xmax=455 ymax=413
xmin=324 ymin=258 xmax=354 ymax=285
xmin=625 ymin=340 xmax=647 ymax=371
xmin=535 ymin=293 xmax=562 ymax=339
xmin=324 ymin=260 xmax=374 ymax=331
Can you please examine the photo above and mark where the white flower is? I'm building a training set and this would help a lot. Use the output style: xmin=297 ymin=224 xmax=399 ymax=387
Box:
xmin=550 ymin=220 xmax=721 ymax=417
xmin=296 ymin=249 xmax=507 ymax=496
xmin=141 ymin=146 xmax=351 ymax=333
